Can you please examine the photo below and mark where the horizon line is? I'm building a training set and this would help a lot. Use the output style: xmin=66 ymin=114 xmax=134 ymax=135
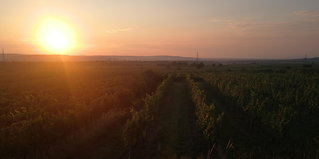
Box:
xmin=3 ymin=53 xmax=318 ymax=60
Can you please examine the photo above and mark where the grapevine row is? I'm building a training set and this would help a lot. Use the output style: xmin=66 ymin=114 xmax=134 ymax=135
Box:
xmin=201 ymin=71 xmax=319 ymax=157
xmin=123 ymin=74 xmax=172 ymax=158
xmin=186 ymin=75 xmax=224 ymax=153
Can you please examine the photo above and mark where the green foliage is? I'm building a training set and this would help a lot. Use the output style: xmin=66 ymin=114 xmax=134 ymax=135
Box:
xmin=1 ymin=63 xmax=319 ymax=158
xmin=0 ymin=63 xmax=163 ymax=158
xmin=201 ymin=71 xmax=319 ymax=157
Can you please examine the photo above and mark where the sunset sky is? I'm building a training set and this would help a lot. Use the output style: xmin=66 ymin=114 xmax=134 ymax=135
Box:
xmin=1 ymin=0 xmax=319 ymax=58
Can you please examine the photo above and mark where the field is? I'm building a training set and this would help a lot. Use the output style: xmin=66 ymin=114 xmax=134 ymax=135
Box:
xmin=0 ymin=61 xmax=318 ymax=159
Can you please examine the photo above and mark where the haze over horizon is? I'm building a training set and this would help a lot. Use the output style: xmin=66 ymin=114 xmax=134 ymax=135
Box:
xmin=1 ymin=0 xmax=319 ymax=58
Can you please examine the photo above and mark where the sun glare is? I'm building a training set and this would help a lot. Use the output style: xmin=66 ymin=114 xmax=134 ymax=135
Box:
xmin=36 ymin=17 xmax=78 ymax=54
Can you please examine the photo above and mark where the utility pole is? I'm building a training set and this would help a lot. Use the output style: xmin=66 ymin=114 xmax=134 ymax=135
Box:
xmin=304 ymin=53 xmax=308 ymax=64
xmin=196 ymin=49 xmax=199 ymax=64
xmin=2 ymin=48 xmax=4 ymax=62
xmin=305 ymin=53 xmax=307 ymax=60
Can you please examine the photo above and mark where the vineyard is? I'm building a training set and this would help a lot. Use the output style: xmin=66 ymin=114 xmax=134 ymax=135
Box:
xmin=0 ymin=62 xmax=318 ymax=158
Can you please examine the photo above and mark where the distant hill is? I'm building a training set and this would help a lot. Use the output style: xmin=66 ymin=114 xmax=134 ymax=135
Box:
xmin=1 ymin=54 xmax=318 ymax=63
xmin=1 ymin=54 xmax=196 ymax=62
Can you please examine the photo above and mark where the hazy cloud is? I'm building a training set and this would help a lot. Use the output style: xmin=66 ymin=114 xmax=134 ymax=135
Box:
xmin=294 ymin=10 xmax=319 ymax=22
xmin=294 ymin=10 xmax=319 ymax=17
xmin=105 ymin=27 xmax=134 ymax=34
xmin=208 ymin=12 xmax=319 ymax=35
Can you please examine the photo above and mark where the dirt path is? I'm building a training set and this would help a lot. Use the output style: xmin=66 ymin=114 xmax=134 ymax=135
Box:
xmin=158 ymin=79 xmax=206 ymax=159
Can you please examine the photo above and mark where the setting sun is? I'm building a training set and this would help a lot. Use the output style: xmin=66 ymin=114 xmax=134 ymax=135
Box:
xmin=36 ymin=17 xmax=78 ymax=54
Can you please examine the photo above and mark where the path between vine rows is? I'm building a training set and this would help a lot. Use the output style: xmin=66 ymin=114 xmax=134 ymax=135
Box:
xmin=157 ymin=79 xmax=206 ymax=159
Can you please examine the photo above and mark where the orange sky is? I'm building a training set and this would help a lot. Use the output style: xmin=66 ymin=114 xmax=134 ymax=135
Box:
xmin=1 ymin=0 xmax=319 ymax=58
